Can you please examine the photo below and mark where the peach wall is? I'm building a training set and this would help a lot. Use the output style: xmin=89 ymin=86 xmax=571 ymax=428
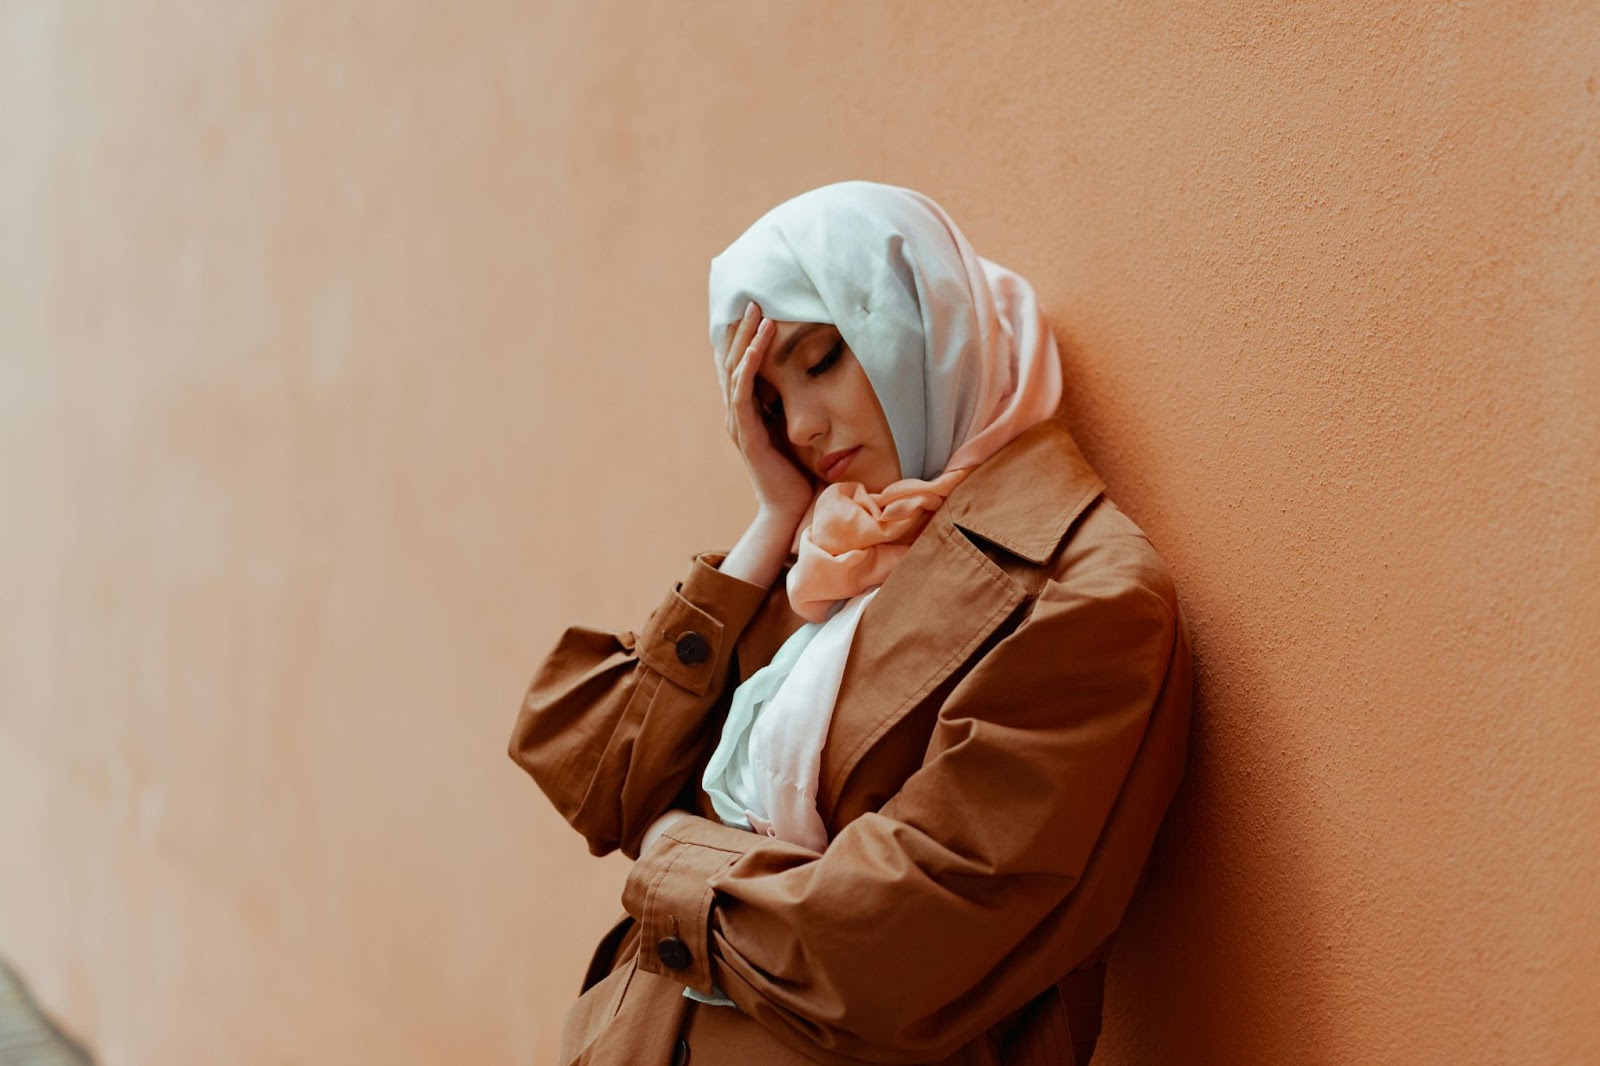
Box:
xmin=1 ymin=2 xmax=1594 ymax=1063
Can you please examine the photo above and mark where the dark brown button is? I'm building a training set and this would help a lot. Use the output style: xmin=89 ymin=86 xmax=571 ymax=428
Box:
xmin=657 ymin=935 xmax=692 ymax=970
xmin=672 ymin=1037 xmax=690 ymax=1066
xmin=675 ymin=631 xmax=710 ymax=665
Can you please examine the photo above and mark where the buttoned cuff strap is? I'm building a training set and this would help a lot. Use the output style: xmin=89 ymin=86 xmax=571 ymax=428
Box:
xmin=636 ymin=551 xmax=770 ymax=697
xmin=621 ymin=816 xmax=766 ymax=995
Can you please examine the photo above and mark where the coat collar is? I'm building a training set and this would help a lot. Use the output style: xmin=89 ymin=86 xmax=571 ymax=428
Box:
xmin=939 ymin=416 xmax=1106 ymax=565
xmin=726 ymin=416 xmax=1109 ymax=828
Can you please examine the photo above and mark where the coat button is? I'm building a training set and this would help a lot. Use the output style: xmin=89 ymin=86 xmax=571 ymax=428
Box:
xmin=672 ymin=1037 xmax=690 ymax=1066
xmin=656 ymin=935 xmax=692 ymax=970
xmin=675 ymin=631 xmax=710 ymax=665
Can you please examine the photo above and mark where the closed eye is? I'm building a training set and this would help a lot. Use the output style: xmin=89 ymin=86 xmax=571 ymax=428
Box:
xmin=760 ymin=339 xmax=843 ymax=423
xmin=808 ymin=340 xmax=843 ymax=378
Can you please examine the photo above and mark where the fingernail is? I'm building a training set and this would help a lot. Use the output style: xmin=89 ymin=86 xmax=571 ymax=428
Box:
xmin=743 ymin=300 xmax=756 ymax=320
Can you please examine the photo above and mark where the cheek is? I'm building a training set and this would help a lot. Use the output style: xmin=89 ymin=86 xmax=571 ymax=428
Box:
xmin=840 ymin=368 xmax=876 ymax=426
xmin=851 ymin=379 xmax=889 ymax=448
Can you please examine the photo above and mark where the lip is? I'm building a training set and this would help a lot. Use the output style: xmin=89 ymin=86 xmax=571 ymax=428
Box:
xmin=818 ymin=446 xmax=861 ymax=480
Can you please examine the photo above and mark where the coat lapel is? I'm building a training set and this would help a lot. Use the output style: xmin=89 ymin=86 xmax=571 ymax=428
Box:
xmin=815 ymin=511 xmax=1028 ymax=822
xmin=729 ymin=417 xmax=1108 ymax=832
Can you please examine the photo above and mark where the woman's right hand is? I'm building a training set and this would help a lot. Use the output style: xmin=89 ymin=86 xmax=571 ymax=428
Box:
xmin=718 ymin=301 xmax=817 ymax=526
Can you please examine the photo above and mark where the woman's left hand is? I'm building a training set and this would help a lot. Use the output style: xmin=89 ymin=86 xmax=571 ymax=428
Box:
xmin=639 ymin=808 xmax=693 ymax=856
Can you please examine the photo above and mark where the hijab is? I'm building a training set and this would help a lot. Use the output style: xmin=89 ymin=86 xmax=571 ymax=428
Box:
xmin=698 ymin=180 xmax=1064 ymax=855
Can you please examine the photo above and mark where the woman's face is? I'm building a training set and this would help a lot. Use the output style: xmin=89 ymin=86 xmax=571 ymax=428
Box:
xmin=752 ymin=319 xmax=900 ymax=493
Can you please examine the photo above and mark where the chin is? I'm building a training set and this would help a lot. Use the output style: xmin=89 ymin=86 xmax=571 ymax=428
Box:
xmin=865 ymin=459 xmax=899 ymax=493
xmin=821 ymin=451 xmax=890 ymax=494
xmin=856 ymin=470 xmax=893 ymax=494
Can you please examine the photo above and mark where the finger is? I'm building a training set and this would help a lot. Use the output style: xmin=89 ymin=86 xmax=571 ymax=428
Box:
xmin=728 ymin=339 xmax=751 ymax=439
xmin=717 ymin=320 xmax=740 ymax=374
xmin=721 ymin=303 xmax=762 ymax=374
xmin=727 ymin=338 xmax=759 ymax=443
xmin=741 ymin=321 xmax=770 ymax=418
xmin=719 ymin=314 xmax=754 ymax=411
xmin=732 ymin=318 xmax=768 ymax=416
xmin=727 ymin=350 xmax=742 ymax=437
xmin=728 ymin=333 xmax=759 ymax=435
xmin=718 ymin=327 xmax=736 ymax=413
xmin=733 ymin=321 xmax=773 ymax=441
xmin=723 ymin=307 xmax=767 ymax=434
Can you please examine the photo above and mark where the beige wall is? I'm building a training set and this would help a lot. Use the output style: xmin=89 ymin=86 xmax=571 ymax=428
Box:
xmin=2 ymin=2 xmax=1595 ymax=1063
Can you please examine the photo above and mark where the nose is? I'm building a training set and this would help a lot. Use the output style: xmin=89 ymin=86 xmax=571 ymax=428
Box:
xmin=785 ymin=402 xmax=826 ymax=453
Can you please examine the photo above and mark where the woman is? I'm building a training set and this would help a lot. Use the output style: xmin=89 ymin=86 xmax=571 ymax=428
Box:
xmin=508 ymin=180 xmax=1193 ymax=1065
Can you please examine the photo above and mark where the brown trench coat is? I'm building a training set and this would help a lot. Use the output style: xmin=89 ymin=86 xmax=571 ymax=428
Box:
xmin=508 ymin=417 xmax=1194 ymax=1065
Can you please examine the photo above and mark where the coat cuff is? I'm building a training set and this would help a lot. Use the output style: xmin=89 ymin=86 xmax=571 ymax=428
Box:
xmin=636 ymin=551 xmax=770 ymax=697
xmin=621 ymin=815 xmax=766 ymax=994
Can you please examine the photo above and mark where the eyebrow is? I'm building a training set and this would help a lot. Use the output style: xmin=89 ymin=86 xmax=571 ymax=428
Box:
xmin=773 ymin=322 xmax=827 ymax=368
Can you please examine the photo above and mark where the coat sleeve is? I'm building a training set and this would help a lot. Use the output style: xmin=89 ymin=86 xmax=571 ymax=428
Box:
xmin=508 ymin=550 xmax=771 ymax=859
xmin=620 ymin=560 xmax=1188 ymax=1065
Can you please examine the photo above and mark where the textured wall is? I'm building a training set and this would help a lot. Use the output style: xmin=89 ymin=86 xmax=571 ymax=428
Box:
xmin=1 ymin=2 xmax=1594 ymax=1063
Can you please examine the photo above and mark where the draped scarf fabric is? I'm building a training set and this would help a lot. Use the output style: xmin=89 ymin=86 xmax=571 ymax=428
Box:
xmin=699 ymin=179 xmax=1064 ymax=855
